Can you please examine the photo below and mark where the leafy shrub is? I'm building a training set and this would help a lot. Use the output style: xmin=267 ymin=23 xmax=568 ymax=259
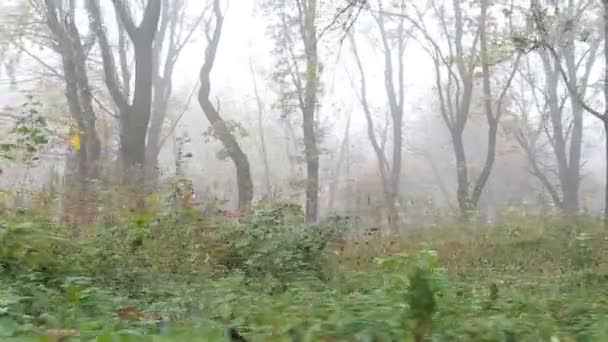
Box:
xmin=376 ymin=249 xmax=446 ymax=340
xmin=0 ymin=215 xmax=75 ymax=278
xmin=3 ymin=206 xmax=608 ymax=340
xmin=570 ymin=231 xmax=593 ymax=269
xmin=78 ymin=210 xmax=214 ymax=291
xmin=0 ymin=96 xmax=50 ymax=175
xmin=215 ymin=202 xmax=346 ymax=285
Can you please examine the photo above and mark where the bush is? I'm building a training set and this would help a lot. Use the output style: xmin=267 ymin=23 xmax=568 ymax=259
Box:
xmin=209 ymin=202 xmax=349 ymax=286
xmin=0 ymin=214 xmax=76 ymax=278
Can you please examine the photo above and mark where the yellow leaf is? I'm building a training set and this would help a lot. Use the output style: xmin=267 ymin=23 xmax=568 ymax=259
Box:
xmin=70 ymin=132 xmax=81 ymax=151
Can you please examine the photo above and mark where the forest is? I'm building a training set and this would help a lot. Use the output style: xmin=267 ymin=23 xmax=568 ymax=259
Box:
xmin=1 ymin=0 xmax=608 ymax=340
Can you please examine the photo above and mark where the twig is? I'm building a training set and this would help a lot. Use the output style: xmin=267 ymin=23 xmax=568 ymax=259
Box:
xmin=157 ymin=81 xmax=199 ymax=152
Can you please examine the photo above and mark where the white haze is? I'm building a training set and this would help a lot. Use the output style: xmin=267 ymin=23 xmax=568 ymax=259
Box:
xmin=0 ymin=0 xmax=606 ymax=220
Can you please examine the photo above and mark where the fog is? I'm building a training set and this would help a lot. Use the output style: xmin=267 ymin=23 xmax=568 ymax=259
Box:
xmin=1 ymin=0 xmax=607 ymax=225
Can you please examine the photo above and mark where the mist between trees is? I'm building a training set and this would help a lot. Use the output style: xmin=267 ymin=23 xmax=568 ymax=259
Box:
xmin=1 ymin=0 xmax=608 ymax=226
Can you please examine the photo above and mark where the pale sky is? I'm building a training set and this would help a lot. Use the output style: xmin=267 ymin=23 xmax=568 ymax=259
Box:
xmin=172 ymin=0 xmax=435 ymax=144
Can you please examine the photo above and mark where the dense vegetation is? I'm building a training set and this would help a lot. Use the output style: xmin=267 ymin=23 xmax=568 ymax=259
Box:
xmin=3 ymin=0 xmax=608 ymax=340
xmin=1 ymin=203 xmax=607 ymax=341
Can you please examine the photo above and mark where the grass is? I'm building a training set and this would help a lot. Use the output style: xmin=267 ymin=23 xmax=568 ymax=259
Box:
xmin=1 ymin=205 xmax=608 ymax=341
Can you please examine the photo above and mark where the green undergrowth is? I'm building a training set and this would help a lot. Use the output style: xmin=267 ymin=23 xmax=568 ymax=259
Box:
xmin=1 ymin=206 xmax=608 ymax=341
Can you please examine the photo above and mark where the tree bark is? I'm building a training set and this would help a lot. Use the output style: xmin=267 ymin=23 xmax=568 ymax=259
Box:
xmin=452 ymin=130 xmax=470 ymax=216
xmin=604 ymin=120 xmax=608 ymax=222
xmin=300 ymin=0 xmax=321 ymax=224
xmin=88 ymin=0 xmax=161 ymax=191
xmin=472 ymin=0 xmax=521 ymax=213
xmin=249 ymin=57 xmax=272 ymax=197
xmin=603 ymin=0 xmax=608 ymax=222
xmin=350 ymin=0 xmax=407 ymax=228
xmin=514 ymin=25 xmax=597 ymax=217
xmin=327 ymin=113 xmax=351 ymax=211
xmin=120 ymin=43 xmax=154 ymax=175
xmin=375 ymin=0 xmax=406 ymax=228
xmin=540 ymin=0 xmax=608 ymax=221
xmin=44 ymin=0 xmax=101 ymax=227
xmin=418 ymin=0 xmax=519 ymax=220
xmin=199 ymin=0 xmax=253 ymax=211
xmin=146 ymin=0 xmax=204 ymax=186
xmin=350 ymin=31 xmax=394 ymax=226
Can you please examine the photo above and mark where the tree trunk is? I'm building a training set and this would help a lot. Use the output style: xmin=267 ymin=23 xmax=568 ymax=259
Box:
xmin=350 ymin=0 xmax=407 ymax=228
xmin=328 ymin=113 xmax=351 ymax=211
xmin=249 ymin=58 xmax=272 ymax=196
xmin=564 ymin=53 xmax=583 ymax=217
xmin=440 ymin=0 xmax=519 ymax=220
xmin=44 ymin=0 xmax=101 ymax=227
xmin=303 ymin=105 xmax=319 ymax=223
xmin=199 ymin=0 xmax=253 ymax=211
xmin=604 ymin=120 xmax=608 ymax=223
xmin=302 ymin=0 xmax=320 ymax=224
xmin=375 ymin=0 xmax=406 ymax=229
xmin=532 ymin=0 xmax=607 ymax=221
xmin=451 ymin=130 xmax=470 ymax=217
xmin=603 ymin=0 xmax=608 ymax=224
xmin=541 ymin=51 xmax=575 ymax=216
xmin=88 ymin=0 xmax=161 ymax=199
xmin=145 ymin=0 xmax=196 ymax=188
xmin=120 ymin=40 xmax=155 ymax=182
xmin=388 ymin=117 xmax=402 ymax=226
xmin=281 ymin=118 xmax=298 ymax=179
xmin=470 ymin=0 xmax=497 ymax=212
xmin=144 ymin=75 xmax=171 ymax=185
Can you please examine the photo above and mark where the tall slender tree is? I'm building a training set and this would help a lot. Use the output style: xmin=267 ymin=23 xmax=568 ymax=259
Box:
xmin=530 ymin=0 xmax=608 ymax=221
xmin=265 ymin=0 xmax=322 ymax=223
xmin=349 ymin=0 xmax=408 ymax=227
xmin=405 ymin=0 xmax=521 ymax=219
xmin=198 ymin=0 xmax=253 ymax=211
xmin=249 ymin=56 xmax=273 ymax=197
xmin=512 ymin=8 xmax=599 ymax=216
xmin=146 ymin=0 xmax=206 ymax=184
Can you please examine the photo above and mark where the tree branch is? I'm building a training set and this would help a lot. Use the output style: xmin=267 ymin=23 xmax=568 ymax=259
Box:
xmin=110 ymin=0 xmax=137 ymax=37
xmin=87 ymin=0 xmax=129 ymax=111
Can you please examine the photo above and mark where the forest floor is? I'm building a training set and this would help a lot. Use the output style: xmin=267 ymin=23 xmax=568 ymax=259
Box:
xmin=1 ymin=206 xmax=608 ymax=341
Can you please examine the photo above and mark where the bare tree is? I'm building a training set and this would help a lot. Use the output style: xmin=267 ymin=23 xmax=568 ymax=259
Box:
xmin=198 ymin=0 xmax=253 ymax=211
xmin=403 ymin=0 xmax=521 ymax=219
xmin=530 ymin=0 xmax=608 ymax=221
xmin=87 ymin=0 xmax=161 ymax=190
xmin=145 ymin=0 xmax=206 ymax=184
xmin=510 ymin=58 xmax=565 ymax=208
xmin=348 ymin=0 xmax=408 ymax=228
xmin=327 ymin=112 xmax=351 ymax=212
xmin=249 ymin=57 xmax=273 ymax=197
xmin=38 ymin=0 xmax=101 ymax=226
xmin=348 ymin=34 xmax=390 ymax=221
xmin=512 ymin=13 xmax=599 ymax=217
xmin=43 ymin=0 xmax=100 ymax=181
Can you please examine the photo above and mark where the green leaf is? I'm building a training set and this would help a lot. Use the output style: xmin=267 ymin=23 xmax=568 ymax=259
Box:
xmin=12 ymin=221 xmax=36 ymax=230
xmin=95 ymin=335 xmax=114 ymax=342
xmin=0 ymin=317 xmax=18 ymax=337
xmin=0 ymin=144 xmax=16 ymax=152
xmin=374 ymin=257 xmax=387 ymax=265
